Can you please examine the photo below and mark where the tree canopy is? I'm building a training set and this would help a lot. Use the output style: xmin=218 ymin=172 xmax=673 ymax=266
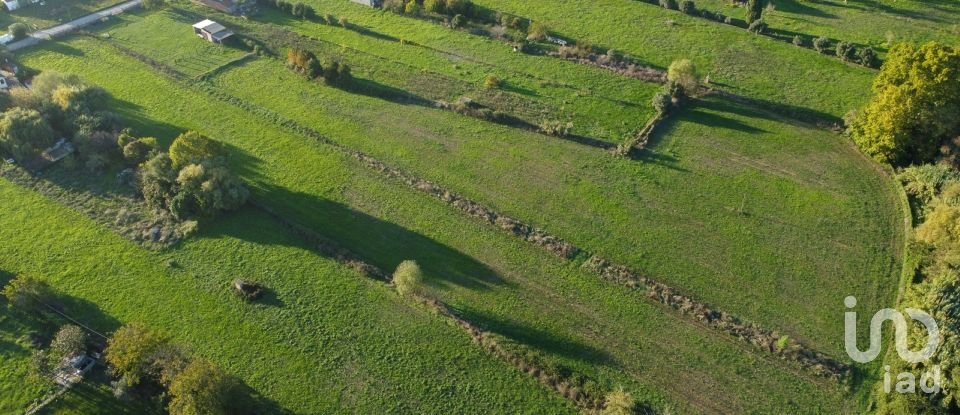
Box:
xmin=169 ymin=131 xmax=227 ymax=169
xmin=0 ymin=107 xmax=57 ymax=161
xmin=849 ymin=42 xmax=960 ymax=165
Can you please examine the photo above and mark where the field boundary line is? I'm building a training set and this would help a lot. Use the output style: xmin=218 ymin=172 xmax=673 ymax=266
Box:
xmin=92 ymin=35 xmax=850 ymax=380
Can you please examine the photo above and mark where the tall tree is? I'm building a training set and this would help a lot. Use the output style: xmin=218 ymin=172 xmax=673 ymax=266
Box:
xmin=849 ymin=42 xmax=960 ymax=165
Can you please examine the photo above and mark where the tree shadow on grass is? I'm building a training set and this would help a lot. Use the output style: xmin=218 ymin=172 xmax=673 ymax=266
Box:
xmin=42 ymin=41 xmax=86 ymax=57
xmin=771 ymin=0 xmax=838 ymax=19
xmin=684 ymin=106 xmax=767 ymax=134
xmin=206 ymin=182 xmax=504 ymax=292
xmin=453 ymin=305 xmax=617 ymax=368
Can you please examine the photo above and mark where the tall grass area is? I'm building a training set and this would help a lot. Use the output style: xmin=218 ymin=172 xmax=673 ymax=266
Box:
xmin=0 ymin=179 xmax=576 ymax=414
xmin=16 ymin=37 xmax=868 ymax=412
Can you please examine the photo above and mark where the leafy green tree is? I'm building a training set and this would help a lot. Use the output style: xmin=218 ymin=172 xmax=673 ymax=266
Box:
xmin=172 ymin=161 xmax=250 ymax=218
xmin=835 ymin=41 xmax=856 ymax=61
xmin=139 ymin=152 xmax=179 ymax=212
xmin=122 ymin=137 xmax=158 ymax=166
xmin=50 ymin=325 xmax=88 ymax=361
xmin=813 ymin=36 xmax=830 ymax=54
xmin=667 ymin=59 xmax=699 ymax=95
xmin=393 ymin=260 xmax=424 ymax=297
xmin=651 ymin=90 xmax=673 ymax=114
xmin=30 ymin=72 xmax=82 ymax=100
xmin=1 ymin=275 xmax=54 ymax=310
xmin=52 ymin=85 xmax=111 ymax=116
xmin=859 ymin=46 xmax=879 ymax=68
xmin=169 ymin=131 xmax=227 ymax=169
xmin=105 ymin=323 xmax=166 ymax=386
xmin=848 ymin=42 xmax=960 ymax=164
xmin=0 ymin=107 xmax=57 ymax=161
xmin=168 ymin=359 xmax=244 ymax=415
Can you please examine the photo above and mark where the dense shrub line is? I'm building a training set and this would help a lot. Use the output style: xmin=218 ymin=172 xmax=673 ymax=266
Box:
xmin=99 ymin=35 xmax=844 ymax=380
xmin=250 ymin=203 xmax=612 ymax=412
xmin=582 ymin=257 xmax=848 ymax=380
xmin=418 ymin=295 xmax=609 ymax=412
xmin=633 ymin=0 xmax=880 ymax=68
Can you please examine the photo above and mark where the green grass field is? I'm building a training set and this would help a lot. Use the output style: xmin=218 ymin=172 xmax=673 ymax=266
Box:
xmin=315 ymin=0 xmax=876 ymax=118
xmin=87 ymin=8 xmax=904 ymax=355
xmin=0 ymin=0 xmax=126 ymax=31
xmin=0 ymin=178 xmax=577 ymax=414
xmin=690 ymin=0 xmax=960 ymax=55
xmin=0 ymin=0 xmax=928 ymax=411
xmin=7 ymin=33 xmax=879 ymax=412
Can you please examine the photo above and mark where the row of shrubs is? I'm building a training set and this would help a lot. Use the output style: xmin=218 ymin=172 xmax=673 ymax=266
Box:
xmin=645 ymin=0 xmax=880 ymax=68
xmin=286 ymin=47 xmax=353 ymax=86
xmin=259 ymin=0 xmax=351 ymax=27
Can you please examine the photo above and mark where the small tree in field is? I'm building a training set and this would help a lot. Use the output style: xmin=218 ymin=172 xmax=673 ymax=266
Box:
xmin=393 ymin=260 xmax=424 ymax=297
xmin=813 ymin=36 xmax=830 ymax=54
xmin=667 ymin=59 xmax=698 ymax=95
xmin=680 ymin=0 xmax=696 ymax=15
xmin=2 ymin=275 xmax=54 ymax=310
xmin=168 ymin=359 xmax=244 ymax=415
xmin=51 ymin=325 xmax=88 ymax=361
xmin=859 ymin=46 xmax=878 ymax=68
xmin=792 ymin=35 xmax=804 ymax=47
xmin=836 ymin=41 xmax=856 ymax=61
xmin=105 ymin=323 xmax=166 ymax=385
xmin=168 ymin=131 xmax=227 ymax=169
xmin=651 ymin=91 xmax=673 ymax=114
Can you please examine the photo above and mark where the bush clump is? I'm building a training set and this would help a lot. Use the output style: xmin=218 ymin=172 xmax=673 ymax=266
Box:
xmin=393 ymin=260 xmax=424 ymax=297
xmin=813 ymin=36 xmax=830 ymax=54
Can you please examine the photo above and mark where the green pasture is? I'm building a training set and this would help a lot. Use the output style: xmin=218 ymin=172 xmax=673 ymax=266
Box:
xmin=9 ymin=35 xmax=874 ymax=412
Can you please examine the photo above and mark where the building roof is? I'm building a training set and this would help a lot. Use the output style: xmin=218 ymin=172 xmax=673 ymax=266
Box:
xmin=192 ymin=19 xmax=229 ymax=35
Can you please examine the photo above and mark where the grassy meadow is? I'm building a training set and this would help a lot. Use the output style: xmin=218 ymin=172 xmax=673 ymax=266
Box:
xmin=690 ymin=0 xmax=960 ymax=55
xmin=78 ymin=8 xmax=905 ymax=355
xmin=0 ymin=178 xmax=577 ymax=414
xmin=291 ymin=0 xmax=878 ymax=118
xmin=0 ymin=0 xmax=126 ymax=31
xmin=7 ymin=33 xmax=877 ymax=412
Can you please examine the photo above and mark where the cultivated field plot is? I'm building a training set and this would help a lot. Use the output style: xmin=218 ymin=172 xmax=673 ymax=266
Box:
xmin=103 ymin=11 xmax=249 ymax=78
xmin=14 ymin=35 xmax=867 ymax=413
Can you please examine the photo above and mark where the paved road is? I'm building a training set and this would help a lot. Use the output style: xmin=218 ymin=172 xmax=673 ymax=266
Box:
xmin=8 ymin=0 xmax=142 ymax=51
